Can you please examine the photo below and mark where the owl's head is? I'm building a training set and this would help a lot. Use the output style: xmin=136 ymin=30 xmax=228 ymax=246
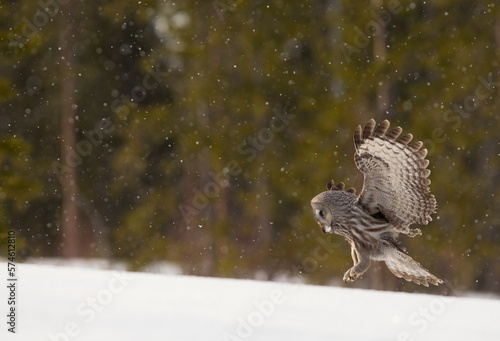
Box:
xmin=311 ymin=180 xmax=356 ymax=234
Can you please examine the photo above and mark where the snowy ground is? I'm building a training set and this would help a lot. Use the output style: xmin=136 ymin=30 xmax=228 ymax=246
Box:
xmin=1 ymin=262 xmax=499 ymax=341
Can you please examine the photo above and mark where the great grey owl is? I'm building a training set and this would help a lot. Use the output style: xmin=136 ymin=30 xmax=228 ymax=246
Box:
xmin=311 ymin=119 xmax=443 ymax=286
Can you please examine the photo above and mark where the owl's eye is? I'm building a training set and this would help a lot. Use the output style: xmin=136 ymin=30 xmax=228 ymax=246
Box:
xmin=319 ymin=210 xmax=326 ymax=219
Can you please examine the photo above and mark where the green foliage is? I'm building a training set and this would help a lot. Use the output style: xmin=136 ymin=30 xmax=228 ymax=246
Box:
xmin=0 ymin=136 xmax=42 ymax=257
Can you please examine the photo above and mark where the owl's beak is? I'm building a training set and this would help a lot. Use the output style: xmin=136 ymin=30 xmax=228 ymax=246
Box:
xmin=322 ymin=224 xmax=333 ymax=234
xmin=316 ymin=220 xmax=333 ymax=234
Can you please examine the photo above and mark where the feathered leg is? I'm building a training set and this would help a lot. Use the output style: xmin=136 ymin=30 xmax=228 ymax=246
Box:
xmin=344 ymin=246 xmax=371 ymax=283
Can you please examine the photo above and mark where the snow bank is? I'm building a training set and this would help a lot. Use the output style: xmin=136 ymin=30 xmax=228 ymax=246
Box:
xmin=1 ymin=262 xmax=499 ymax=341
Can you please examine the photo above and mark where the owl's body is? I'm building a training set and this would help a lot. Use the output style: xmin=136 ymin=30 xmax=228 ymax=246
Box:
xmin=311 ymin=119 xmax=442 ymax=287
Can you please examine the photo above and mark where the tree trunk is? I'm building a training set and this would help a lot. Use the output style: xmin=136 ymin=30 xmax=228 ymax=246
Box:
xmin=371 ymin=0 xmax=390 ymax=116
xmin=59 ymin=3 xmax=81 ymax=258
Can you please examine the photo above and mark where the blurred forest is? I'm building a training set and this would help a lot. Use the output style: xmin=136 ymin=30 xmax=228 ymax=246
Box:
xmin=0 ymin=0 xmax=499 ymax=294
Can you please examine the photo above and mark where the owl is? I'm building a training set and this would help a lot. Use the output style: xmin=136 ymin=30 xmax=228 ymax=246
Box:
xmin=311 ymin=119 xmax=443 ymax=286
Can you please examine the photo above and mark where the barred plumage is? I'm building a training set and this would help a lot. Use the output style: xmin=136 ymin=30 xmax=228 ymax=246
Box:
xmin=311 ymin=119 xmax=442 ymax=287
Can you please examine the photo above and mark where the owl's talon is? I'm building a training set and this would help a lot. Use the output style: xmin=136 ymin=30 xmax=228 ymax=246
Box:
xmin=343 ymin=268 xmax=359 ymax=283
xmin=343 ymin=269 xmax=350 ymax=282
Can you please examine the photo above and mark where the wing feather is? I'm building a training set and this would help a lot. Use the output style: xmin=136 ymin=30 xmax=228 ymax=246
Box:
xmin=354 ymin=119 xmax=436 ymax=227
xmin=373 ymin=120 xmax=390 ymax=137
xmin=385 ymin=127 xmax=402 ymax=141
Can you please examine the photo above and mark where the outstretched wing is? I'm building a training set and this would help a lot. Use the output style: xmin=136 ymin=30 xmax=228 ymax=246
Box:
xmin=353 ymin=119 xmax=436 ymax=227
xmin=382 ymin=239 xmax=443 ymax=287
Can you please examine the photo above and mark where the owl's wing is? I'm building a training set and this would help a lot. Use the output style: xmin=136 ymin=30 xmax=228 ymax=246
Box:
xmin=382 ymin=239 xmax=443 ymax=286
xmin=353 ymin=119 xmax=436 ymax=227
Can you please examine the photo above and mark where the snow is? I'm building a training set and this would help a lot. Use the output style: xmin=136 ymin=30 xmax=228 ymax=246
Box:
xmin=2 ymin=262 xmax=499 ymax=341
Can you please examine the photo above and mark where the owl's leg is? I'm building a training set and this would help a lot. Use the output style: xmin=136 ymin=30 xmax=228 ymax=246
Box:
xmin=350 ymin=246 xmax=359 ymax=265
xmin=344 ymin=245 xmax=360 ymax=280
xmin=343 ymin=248 xmax=371 ymax=283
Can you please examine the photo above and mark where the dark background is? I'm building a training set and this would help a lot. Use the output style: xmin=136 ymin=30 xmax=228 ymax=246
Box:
xmin=0 ymin=0 xmax=499 ymax=294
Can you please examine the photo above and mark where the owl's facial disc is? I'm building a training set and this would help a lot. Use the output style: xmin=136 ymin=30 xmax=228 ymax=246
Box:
xmin=313 ymin=207 xmax=333 ymax=234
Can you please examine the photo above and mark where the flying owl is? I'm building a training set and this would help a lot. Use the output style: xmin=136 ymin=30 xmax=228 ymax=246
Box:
xmin=311 ymin=119 xmax=443 ymax=286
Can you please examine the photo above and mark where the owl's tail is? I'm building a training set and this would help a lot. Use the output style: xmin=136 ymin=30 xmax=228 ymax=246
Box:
xmin=381 ymin=239 xmax=443 ymax=287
